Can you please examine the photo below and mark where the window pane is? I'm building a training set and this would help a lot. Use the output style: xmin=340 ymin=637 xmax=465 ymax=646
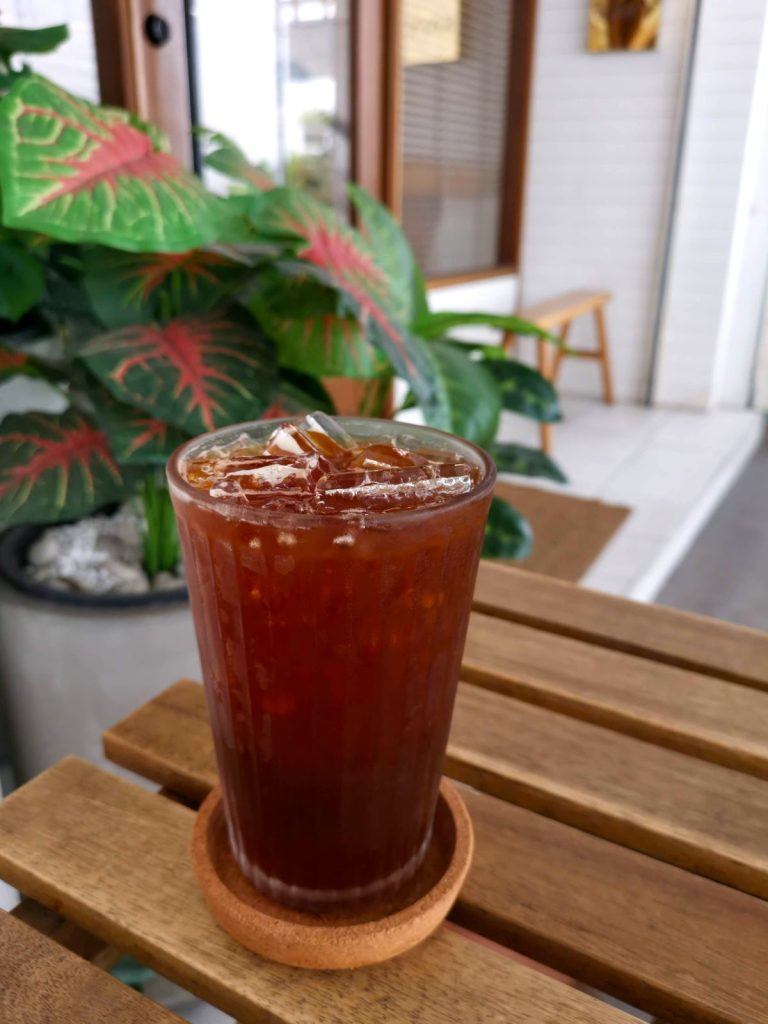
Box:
xmin=400 ymin=0 xmax=512 ymax=277
xmin=192 ymin=0 xmax=351 ymax=211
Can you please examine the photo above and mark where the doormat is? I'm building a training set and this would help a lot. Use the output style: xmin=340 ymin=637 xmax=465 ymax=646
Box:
xmin=495 ymin=482 xmax=631 ymax=583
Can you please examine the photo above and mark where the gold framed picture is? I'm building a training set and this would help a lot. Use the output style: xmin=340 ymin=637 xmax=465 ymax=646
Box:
xmin=588 ymin=0 xmax=661 ymax=52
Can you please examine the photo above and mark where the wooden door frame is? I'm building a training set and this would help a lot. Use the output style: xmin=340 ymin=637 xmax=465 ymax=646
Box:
xmin=91 ymin=0 xmax=194 ymax=167
xmin=91 ymin=0 xmax=537 ymax=274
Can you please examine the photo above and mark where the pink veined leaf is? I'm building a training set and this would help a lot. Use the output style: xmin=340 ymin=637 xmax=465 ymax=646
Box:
xmin=255 ymin=190 xmax=435 ymax=404
xmin=0 ymin=75 xmax=223 ymax=252
xmin=250 ymin=268 xmax=387 ymax=380
xmin=89 ymin=385 xmax=188 ymax=465
xmin=80 ymin=310 xmax=279 ymax=435
xmin=83 ymin=248 xmax=247 ymax=327
xmin=118 ymin=251 xmax=236 ymax=302
xmin=0 ymin=345 xmax=34 ymax=380
xmin=0 ymin=409 xmax=128 ymax=525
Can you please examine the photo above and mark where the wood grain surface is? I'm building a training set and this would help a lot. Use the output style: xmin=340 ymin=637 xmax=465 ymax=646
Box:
xmin=105 ymin=680 xmax=768 ymax=1024
xmin=0 ymin=910 xmax=183 ymax=1024
xmin=472 ymin=561 xmax=768 ymax=689
xmin=463 ymin=611 xmax=768 ymax=777
xmin=0 ymin=758 xmax=634 ymax=1024
xmin=450 ymin=685 xmax=768 ymax=899
xmin=11 ymin=898 xmax=120 ymax=970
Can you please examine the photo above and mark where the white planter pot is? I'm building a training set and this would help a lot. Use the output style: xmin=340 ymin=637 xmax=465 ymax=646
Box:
xmin=0 ymin=564 xmax=200 ymax=782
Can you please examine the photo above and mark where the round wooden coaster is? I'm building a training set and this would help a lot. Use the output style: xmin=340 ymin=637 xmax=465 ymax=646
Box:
xmin=191 ymin=779 xmax=474 ymax=969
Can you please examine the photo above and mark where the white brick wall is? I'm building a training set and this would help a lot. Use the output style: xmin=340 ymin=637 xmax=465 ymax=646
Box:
xmin=653 ymin=0 xmax=768 ymax=408
xmin=520 ymin=0 xmax=695 ymax=402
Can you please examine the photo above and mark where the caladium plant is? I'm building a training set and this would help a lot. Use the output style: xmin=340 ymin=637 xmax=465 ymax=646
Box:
xmin=0 ymin=22 xmax=564 ymax=572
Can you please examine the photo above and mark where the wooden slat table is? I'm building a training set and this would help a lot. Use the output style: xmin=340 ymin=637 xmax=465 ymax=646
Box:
xmin=1 ymin=560 xmax=767 ymax=1024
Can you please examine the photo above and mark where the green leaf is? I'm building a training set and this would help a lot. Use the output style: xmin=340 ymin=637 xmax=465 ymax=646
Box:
xmin=0 ymin=25 xmax=68 ymax=59
xmin=484 ymin=359 xmax=561 ymax=423
xmin=490 ymin=442 xmax=567 ymax=483
xmin=0 ymin=409 xmax=129 ymax=525
xmin=348 ymin=183 xmax=421 ymax=325
xmin=79 ymin=307 xmax=278 ymax=435
xmin=0 ymin=239 xmax=44 ymax=320
xmin=0 ymin=75 xmax=224 ymax=251
xmin=251 ymin=267 xmax=385 ymax=379
xmin=251 ymin=189 xmax=441 ymax=418
xmin=89 ymin=384 xmax=188 ymax=465
xmin=482 ymin=497 xmax=533 ymax=560
xmin=82 ymin=247 xmax=248 ymax=328
xmin=141 ymin=472 xmax=180 ymax=576
xmin=201 ymin=130 xmax=276 ymax=191
xmin=422 ymin=340 xmax=500 ymax=447
xmin=413 ymin=310 xmax=555 ymax=343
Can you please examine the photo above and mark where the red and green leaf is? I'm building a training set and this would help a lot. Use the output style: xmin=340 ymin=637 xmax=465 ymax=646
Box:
xmin=79 ymin=308 xmax=278 ymax=435
xmin=252 ymin=189 xmax=439 ymax=415
xmin=0 ymin=342 xmax=40 ymax=380
xmin=0 ymin=409 xmax=129 ymax=525
xmin=250 ymin=267 xmax=386 ymax=379
xmin=89 ymin=384 xmax=188 ymax=465
xmin=348 ymin=183 xmax=426 ymax=325
xmin=0 ymin=75 xmax=224 ymax=252
xmin=83 ymin=247 xmax=248 ymax=327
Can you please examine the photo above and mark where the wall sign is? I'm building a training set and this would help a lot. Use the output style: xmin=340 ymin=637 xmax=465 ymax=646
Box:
xmin=403 ymin=0 xmax=462 ymax=67
xmin=588 ymin=0 xmax=661 ymax=52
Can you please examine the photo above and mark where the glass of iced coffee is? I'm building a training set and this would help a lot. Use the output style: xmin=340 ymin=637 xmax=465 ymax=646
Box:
xmin=168 ymin=414 xmax=495 ymax=911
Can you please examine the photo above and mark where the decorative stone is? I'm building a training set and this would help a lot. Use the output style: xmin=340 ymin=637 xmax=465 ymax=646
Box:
xmin=23 ymin=506 xmax=172 ymax=596
xmin=152 ymin=571 xmax=184 ymax=592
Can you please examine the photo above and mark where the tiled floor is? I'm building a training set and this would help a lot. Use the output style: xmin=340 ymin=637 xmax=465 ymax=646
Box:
xmin=496 ymin=397 xmax=764 ymax=600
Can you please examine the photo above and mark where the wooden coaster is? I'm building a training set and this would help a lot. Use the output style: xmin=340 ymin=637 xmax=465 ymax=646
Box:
xmin=191 ymin=778 xmax=474 ymax=969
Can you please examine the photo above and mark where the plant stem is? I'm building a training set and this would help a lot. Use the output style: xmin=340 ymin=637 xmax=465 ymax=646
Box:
xmin=141 ymin=471 xmax=180 ymax=578
xmin=358 ymin=371 xmax=394 ymax=418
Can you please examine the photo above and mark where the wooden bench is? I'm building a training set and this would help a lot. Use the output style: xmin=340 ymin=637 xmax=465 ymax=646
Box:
xmin=504 ymin=290 xmax=614 ymax=454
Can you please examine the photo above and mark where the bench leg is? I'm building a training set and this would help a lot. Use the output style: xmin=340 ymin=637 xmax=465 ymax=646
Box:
xmin=549 ymin=320 xmax=571 ymax=384
xmin=594 ymin=304 xmax=614 ymax=404
xmin=537 ymin=337 xmax=555 ymax=454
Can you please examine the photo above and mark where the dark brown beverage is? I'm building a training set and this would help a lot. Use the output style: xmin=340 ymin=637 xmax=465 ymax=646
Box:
xmin=168 ymin=414 xmax=494 ymax=910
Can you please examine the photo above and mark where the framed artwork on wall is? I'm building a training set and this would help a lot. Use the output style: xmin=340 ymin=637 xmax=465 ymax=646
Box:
xmin=588 ymin=0 xmax=661 ymax=52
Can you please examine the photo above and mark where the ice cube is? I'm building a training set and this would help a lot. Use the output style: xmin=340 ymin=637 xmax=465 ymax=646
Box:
xmin=263 ymin=424 xmax=317 ymax=458
xmin=348 ymin=442 xmax=426 ymax=470
xmin=263 ymin=413 xmax=354 ymax=462
xmin=316 ymin=462 xmax=475 ymax=511
xmin=303 ymin=411 xmax=354 ymax=447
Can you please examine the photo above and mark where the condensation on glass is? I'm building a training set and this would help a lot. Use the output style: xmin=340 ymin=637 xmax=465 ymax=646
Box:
xmin=399 ymin=0 xmax=513 ymax=277
xmin=191 ymin=0 xmax=351 ymax=211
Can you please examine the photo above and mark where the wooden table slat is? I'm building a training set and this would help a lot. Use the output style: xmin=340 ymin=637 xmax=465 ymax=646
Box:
xmin=0 ymin=758 xmax=634 ymax=1024
xmin=450 ymin=684 xmax=768 ymax=899
xmin=11 ymin=897 xmax=121 ymax=970
xmin=104 ymin=680 xmax=768 ymax=1024
xmin=473 ymin=561 xmax=768 ymax=690
xmin=463 ymin=610 xmax=768 ymax=778
xmin=0 ymin=910 xmax=183 ymax=1024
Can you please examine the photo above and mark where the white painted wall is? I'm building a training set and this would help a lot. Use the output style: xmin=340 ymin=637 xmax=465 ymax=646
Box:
xmin=1 ymin=0 xmax=98 ymax=101
xmin=653 ymin=0 xmax=768 ymax=409
xmin=520 ymin=0 xmax=695 ymax=402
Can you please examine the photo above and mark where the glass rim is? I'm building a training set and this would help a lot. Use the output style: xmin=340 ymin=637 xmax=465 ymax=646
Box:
xmin=166 ymin=415 xmax=497 ymax=529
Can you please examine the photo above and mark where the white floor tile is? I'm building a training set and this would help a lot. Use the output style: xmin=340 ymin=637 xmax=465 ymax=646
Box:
xmin=519 ymin=397 xmax=764 ymax=600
